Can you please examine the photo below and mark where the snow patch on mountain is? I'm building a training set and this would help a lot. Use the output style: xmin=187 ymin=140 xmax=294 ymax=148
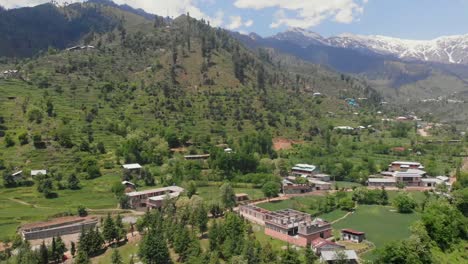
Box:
xmin=269 ymin=28 xmax=468 ymax=65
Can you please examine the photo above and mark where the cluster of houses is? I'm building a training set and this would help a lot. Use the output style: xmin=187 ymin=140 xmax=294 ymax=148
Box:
xmin=368 ymin=161 xmax=451 ymax=188
xmin=239 ymin=205 xmax=362 ymax=263
xmin=1 ymin=69 xmax=19 ymax=79
xmin=281 ymin=164 xmax=332 ymax=194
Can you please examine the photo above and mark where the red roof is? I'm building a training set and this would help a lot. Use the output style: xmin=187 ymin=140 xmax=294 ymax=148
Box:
xmin=341 ymin=229 xmax=365 ymax=235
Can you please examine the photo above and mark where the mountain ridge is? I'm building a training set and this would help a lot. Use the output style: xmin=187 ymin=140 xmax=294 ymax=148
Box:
xmin=265 ymin=28 xmax=468 ymax=65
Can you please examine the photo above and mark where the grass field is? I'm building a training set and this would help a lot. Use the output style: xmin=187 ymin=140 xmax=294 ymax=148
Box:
xmin=0 ymin=173 xmax=121 ymax=240
xmin=332 ymin=205 xmax=420 ymax=259
xmin=196 ymin=186 xmax=265 ymax=201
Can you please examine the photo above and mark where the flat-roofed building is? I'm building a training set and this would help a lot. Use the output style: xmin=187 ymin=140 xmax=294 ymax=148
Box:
xmin=184 ymin=154 xmax=210 ymax=160
xmin=126 ymin=186 xmax=184 ymax=210
xmin=31 ymin=170 xmax=47 ymax=177
xmin=291 ymin=164 xmax=317 ymax=176
xmin=20 ymin=216 xmax=98 ymax=240
xmin=239 ymin=205 xmax=332 ymax=247
xmin=264 ymin=209 xmax=332 ymax=247
xmin=389 ymin=161 xmax=424 ymax=172
xmin=368 ymin=178 xmax=396 ymax=187
xmin=235 ymin=193 xmax=249 ymax=202
xmin=394 ymin=169 xmax=425 ymax=186
xmin=308 ymin=179 xmax=332 ymax=190
xmin=320 ymin=250 xmax=358 ymax=264
xmin=312 ymin=174 xmax=331 ymax=182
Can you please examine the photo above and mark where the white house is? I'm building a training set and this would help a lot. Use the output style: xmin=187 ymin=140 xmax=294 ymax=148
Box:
xmin=31 ymin=170 xmax=47 ymax=177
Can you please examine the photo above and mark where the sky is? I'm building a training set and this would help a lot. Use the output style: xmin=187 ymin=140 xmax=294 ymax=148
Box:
xmin=1 ymin=0 xmax=468 ymax=39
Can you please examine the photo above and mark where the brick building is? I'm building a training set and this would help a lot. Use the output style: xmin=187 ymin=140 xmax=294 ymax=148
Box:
xmin=126 ymin=186 xmax=184 ymax=210
xmin=239 ymin=205 xmax=332 ymax=247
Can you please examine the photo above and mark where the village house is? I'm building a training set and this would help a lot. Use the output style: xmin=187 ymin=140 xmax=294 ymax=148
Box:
xmin=291 ymin=164 xmax=317 ymax=176
xmin=308 ymin=179 xmax=332 ymax=190
xmin=311 ymin=174 xmax=331 ymax=182
xmin=239 ymin=205 xmax=332 ymax=247
xmin=19 ymin=216 xmax=98 ymax=240
xmin=11 ymin=171 xmax=23 ymax=181
xmin=126 ymin=186 xmax=184 ymax=210
xmin=341 ymin=229 xmax=366 ymax=243
xmin=368 ymin=178 xmax=396 ymax=187
xmin=184 ymin=154 xmax=210 ymax=160
xmin=122 ymin=163 xmax=142 ymax=178
xmin=320 ymin=250 xmax=359 ymax=264
xmin=31 ymin=170 xmax=47 ymax=177
xmin=394 ymin=169 xmax=425 ymax=186
xmin=311 ymin=237 xmax=345 ymax=254
xmin=235 ymin=193 xmax=249 ymax=203
xmin=282 ymin=184 xmax=313 ymax=194
xmin=122 ymin=181 xmax=136 ymax=192
xmin=388 ymin=161 xmax=424 ymax=172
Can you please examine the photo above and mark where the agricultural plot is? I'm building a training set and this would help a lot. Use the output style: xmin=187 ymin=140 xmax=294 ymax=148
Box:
xmin=196 ymin=186 xmax=264 ymax=201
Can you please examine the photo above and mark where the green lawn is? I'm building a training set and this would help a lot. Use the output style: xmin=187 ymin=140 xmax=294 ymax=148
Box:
xmin=93 ymin=242 xmax=140 ymax=264
xmin=197 ymin=186 xmax=265 ymax=201
xmin=335 ymin=181 xmax=363 ymax=189
xmin=0 ymin=173 xmax=121 ymax=240
xmin=332 ymin=205 xmax=420 ymax=259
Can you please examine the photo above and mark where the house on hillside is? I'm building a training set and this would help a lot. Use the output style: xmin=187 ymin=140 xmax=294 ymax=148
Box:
xmin=368 ymin=178 xmax=396 ymax=187
xmin=341 ymin=229 xmax=366 ymax=243
xmin=308 ymin=179 xmax=331 ymax=190
xmin=388 ymin=161 xmax=424 ymax=172
xmin=122 ymin=181 xmax=136 ymax=192
xmin=282 ymin=184 xmax=313 ymax=194
xmin=312 ymin=174 xmax=331 ymax=182
xmin=235 ymin=193 xmax=249 ymax=202
xmin=291 ymin=164 xmax=317 ymax=176
xmin=122 ymin=163 xmax=142 ymax=178
xmin=184 ymin=154 xmax=210 ymax=160
xmin=11 ymin=171 xmax=23 ymax=181
xmin=31 ymin=170 xmax=47 ymax=177
xmin=394 ymin=169 xmax=425 ymax=186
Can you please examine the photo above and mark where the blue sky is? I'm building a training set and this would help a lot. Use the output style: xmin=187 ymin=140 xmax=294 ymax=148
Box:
xmin=2 ymin=0 xmax=468 ymax=39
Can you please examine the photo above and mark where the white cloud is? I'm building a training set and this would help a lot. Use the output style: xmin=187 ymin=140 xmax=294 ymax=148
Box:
xmin=244 ymin=19 xmax=253 ymax=27
xmin=234 ymin=0 xmax=368 ymax=28
xmin=0 ymin=0 xmax=224 ymax=27
xmin=227 ymin=15 xmax=242 ymax=30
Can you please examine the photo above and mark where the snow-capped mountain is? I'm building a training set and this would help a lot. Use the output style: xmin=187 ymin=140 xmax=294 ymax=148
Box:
xmin=269 ymin=28 xmax=468 ymax=65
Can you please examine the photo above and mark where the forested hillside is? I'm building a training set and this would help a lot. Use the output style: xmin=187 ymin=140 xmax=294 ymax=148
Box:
xmin=0 ymin=1 xmax=380 ymax=172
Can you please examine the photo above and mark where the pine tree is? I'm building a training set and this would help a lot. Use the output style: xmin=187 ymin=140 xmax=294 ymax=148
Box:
xmin=139 ymin=226 xmax=171 ymax=264
xmin=102 ymin=213 xmax=117 ymax=244
xmin=196 ymin=204 xmax=208 ymax=234
xmin=71 ymin=241 xmax=76 ymax=257
xmin=115 ymin=214 xmax=126 ymax=242
xmin=174 ymin=224 xmax=191 ymax=261
xmin=51 ymin=236 xmax=57 ymax=262
xmin=74 ymin=249 xmax=91 ymax=264
xmin=55 ymin=236 xmax=67 ymax=261
xmin=111 ymin=249 xmax=123 ymax=264
xmin=380 ymin=186 xmax=389 ymax=205
xmin=39 ymin=241 xmax=48 ymax=264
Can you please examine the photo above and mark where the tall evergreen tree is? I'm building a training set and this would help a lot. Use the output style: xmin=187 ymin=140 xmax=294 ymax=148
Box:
xmin=39 ymin=241 xmax=48 ymax=264
xmin=111 ymin=249 xmax=123 ymax=264
xmin=139 ymin=226 xmax=171 ymax=264
xmin=102 ymin=213 xmax=118 ymax=244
